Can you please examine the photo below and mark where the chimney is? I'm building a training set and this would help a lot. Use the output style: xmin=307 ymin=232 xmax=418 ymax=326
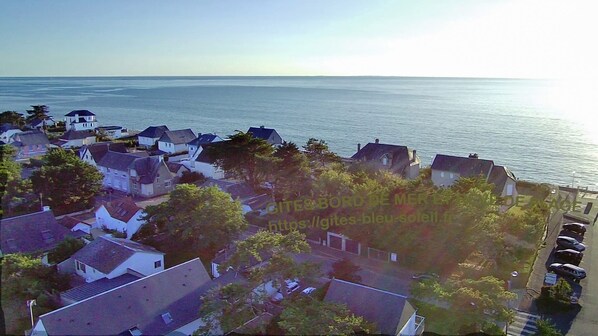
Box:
xmin=375 ymin=138 xmax=379 ymax=144
xmin=412 ymin=149 xmax=417 ymax=162
xmin=468 ymin=153 xmax=479 ymax=159
xmin=42 ymin=206 xmax=51 ymax=212
xmin=260 ymin=125 xmax=265 ymax=129
xmin=357 ymin=143 xmax=361 ymax=152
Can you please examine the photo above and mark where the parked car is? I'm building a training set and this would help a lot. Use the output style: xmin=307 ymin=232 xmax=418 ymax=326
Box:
xmin=563 ymin=223 xmax=587 ymax=235
xmin=548 ymin=263 xmax=587 ymax=281
xmin=284 ymin=279 xmax=300 ymax=295
xmin=554 ymin=249 xmax=583 ymax=265
xmin=412 ymin=272 xmax=440 ymax=281
xmin=302 ymin=287 xmax=316 ymax=295
xmin=556 ymin=236 xmax=586 ymax=251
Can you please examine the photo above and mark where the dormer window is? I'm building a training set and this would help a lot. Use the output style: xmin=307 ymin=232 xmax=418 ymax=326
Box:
xmin=381 ymin=155 xmax=389 ymax=166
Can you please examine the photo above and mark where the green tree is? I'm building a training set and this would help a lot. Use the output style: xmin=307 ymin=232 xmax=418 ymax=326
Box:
xmin=25 ymin=105 xmax=51 ymax=131
xmin=303 ymin=138 xmax=341 ymax=171
xmin=272 ymin=141 xmax=311 ymax=199
xmin=535 ymin=319 xmax=563 ymax=336
xmin=278 ymin=297 xmax=375 ymax=335
xmin=1 ymin=145 xmax=36 ymax=216
xmin=0 ymin=111 xmax=25 ymax=128
xmin=30 ymin=148 xmax=103 ymax=214
xmin=329 ymin=257 xmax=362 ymax=283
xmin=224 ymin=230 xmax=318 ymax=286
xmin=203 ymin=131 xmax=275 ymax=189
xmin=142 ymin=184 xmax=247 ymax=253
xmin=1 ymin=254 xmax=68 ymax=299
xmin=48 ymin=237 xmax=85 ymax=264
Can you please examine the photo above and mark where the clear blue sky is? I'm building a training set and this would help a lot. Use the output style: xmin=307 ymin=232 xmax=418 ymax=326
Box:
xmin=1 ymin=0 xmax=596 ymax=78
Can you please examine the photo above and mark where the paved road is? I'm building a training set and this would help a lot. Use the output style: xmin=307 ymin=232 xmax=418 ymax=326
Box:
xmin=507 ymin=310 xmax=540 ymax=336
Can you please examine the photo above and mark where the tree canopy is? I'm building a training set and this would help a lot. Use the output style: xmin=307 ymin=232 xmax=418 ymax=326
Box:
xmin=1 ymin=145 xmax=36 ymax=216
xmin=25 ymin=105 xmax=51 ymax=123
xmin=31 ymin=148 xmax=103 ymax=215
xmin=48 ymin=237 xmax=85 ymax=264
xmin=142 ymin=184 xmax=247 ymax=253
xmin=272 ymin=141 xmax=311 ymax=200
xmin=278 ymin=296 xmax=375 ymax=335
xmin=0 ymin=111 xmax=25 ymax=128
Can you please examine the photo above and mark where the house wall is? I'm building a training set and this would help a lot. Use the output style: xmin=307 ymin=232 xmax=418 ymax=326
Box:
xmin=169 ymin=317 xmax=213 ymax=336
xmin=62 ymin=137 xmax=95 ymax=149
xmin=193 ymin=162 xmax=225 ymax=179
xmin=431 ymin=170 xmax=460 ymax=187
xmin=158 ymin=141 xmax=187 ymax=154
xmin=0 ymin=129 xmax=21 ymax=143
xmin=269 ymin=133 xmax=283 ymax=145
xmin=99 ymin=166 xmax=130 ymax=192
xmin=405 ymin=162 xmax=420 ymax=180
xmin=107 ymin=253 xmax=164 ymax=279
xmin=95 ymin=205 xmax=124 ymax=231
xmin=75 ymin=260 xmax=108 ymax=282
xmin=149 ymin=163 xmax=175 ymax=196
xmin=138 ymin=136 xmax=158 ymax=148
xmin=81 ymin=149 xmax=96 ymax=166
xmin=126 ymin=211 xmax=146 ymax=239
xmin=501 ymin=177 xmax=518 ymax=198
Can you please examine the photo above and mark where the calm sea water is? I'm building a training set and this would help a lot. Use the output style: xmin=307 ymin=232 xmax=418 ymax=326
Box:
xmin=1 ymin=76 xmax=596 ymax=189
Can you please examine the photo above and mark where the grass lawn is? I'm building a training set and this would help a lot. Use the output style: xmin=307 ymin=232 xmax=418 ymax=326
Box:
xmin=409 ymin=299 xmax=469 ymax=335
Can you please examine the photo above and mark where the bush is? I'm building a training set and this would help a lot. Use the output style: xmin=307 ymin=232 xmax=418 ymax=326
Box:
xmin=535 ymin=319 xmax=563 ymax=336
xmin=180 ymin=171 xmax=206 ymax=184
xmin=537 ymin=281 xmax=574 ymax=313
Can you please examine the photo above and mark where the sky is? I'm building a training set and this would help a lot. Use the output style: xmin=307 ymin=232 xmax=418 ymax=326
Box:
xmin=0 ymin=0 xmax=597 ymax=78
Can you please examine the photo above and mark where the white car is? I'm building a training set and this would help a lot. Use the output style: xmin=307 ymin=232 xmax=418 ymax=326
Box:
xmin=302 ymin=287 xmax=316 ymax=295
xmin=284 ymin=279 xmax=300 ymax=294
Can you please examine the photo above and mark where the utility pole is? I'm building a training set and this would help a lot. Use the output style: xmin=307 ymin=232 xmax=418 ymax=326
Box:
xmin=27 ymin=299 xmax=36 ymax=328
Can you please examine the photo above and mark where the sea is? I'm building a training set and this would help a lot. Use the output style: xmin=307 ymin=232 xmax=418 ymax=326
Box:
xmin=1 ymin=76 xmax=596 ymax=189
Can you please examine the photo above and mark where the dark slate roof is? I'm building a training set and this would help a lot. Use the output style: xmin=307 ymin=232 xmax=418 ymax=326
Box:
xmin=35 ymin=258 xmax=214 ymax=336
xmin=65 ymin=110 xmax=95 ymax=117
xmin=57 ymin=216 xmax=84 ymax=230
xmin=431 ymin=154 xmax=494 ymax=177
xmin=158 ymin=129 xmax=196 ymax=145
xmin=195 ymin=142 xmax=227 ymax=164
xmin=137 ymin=125 xmax=169 ymax=138
xmin=1 ymin=209 xmax=73 ymax=254
xmin=187 ymin=133 xmax=220 ymax=146
xmin=324 ymin=279 xmax=415 ymax=336
xmin=61 ymin=273 xmax=141 ymax=303
xmin=351 ymin=142 xmax=412 ymax=169
xmin=99 ymin=197 xmax=142 ymax=223
xmin=130 ymin=156 xmax=165 ymax=184
xmin=165 ymin=161 xmax=189 ymax=174
xmin=97 ymin=125 xmax=122 ymax=131
xmin=80 ymin=142 xmax=128 ymax=162
xmin=487 ymin=165 xmax=516 ymax=195
xmin=0 ymin=123 xmax=19 ymax=132
xmin=12 ymin=130 xmax=50 ymax=146
xmin=97 ymin=151 xmax=148 ymax=171
xmin=60 ymin=129 xmax=95 ymax=141
xmin=71 ymin=236 xmax=163 ymax=274
xmin=247 ymin=126 xmax=277 ymax=140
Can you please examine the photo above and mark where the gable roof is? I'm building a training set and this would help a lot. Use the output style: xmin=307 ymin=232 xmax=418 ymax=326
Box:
xmin=12 ymin=130 xmax=50 ymax=146
xmin=165 ymin=161 xmax=189 ymax=174
xmin=0 ymin=123 xmax=19 ymax=133
xmin=194 ymin=141 xmax=227 ymax=164
xmin=137 ymin=125 xmax=169 ymax=139
xmin=60 ymin=129 xmax=95 ymax=141
xmin=97 ymin=151 xmax=148 ymax=171
xmin=158 ymin=129 xmax=196 ymax=145
xmin=351 ymin=142 xmax=413 ymax=169
xmin=431 ymin=154 xmax=494 ymax=177
xmin=80 ymin=142 xmax=128 ymax=162
xmin=247 ymin=126 xmax=278 ymax=141
xmin=324 ymin=279 xmax=415 ymax=335
xmin=200 ymin=178 xmax=256 ymax=200
xmin=57 ymin=216 xmax=84 ymax=230
xmin=187 ymin=133 xmax=221 ymax=146
xmin=35 ymin=258 xmax=213 ymax=336
xmin=71 ymin=236 xmax=163 ymax=274
xmin=1 ymin=209 xmax=73 ymax=255
xmin=131 ymin=156 xmax=167 ymax=184
xmin=65 ymin=110 xmax=95 ymax=117
xmin=487 ymin=165 xmax=516 ymax=194
xmin=99 ymin=197 xmax=142 ymax=223
xmin=61 ymin=273 xmax=141 ymax=304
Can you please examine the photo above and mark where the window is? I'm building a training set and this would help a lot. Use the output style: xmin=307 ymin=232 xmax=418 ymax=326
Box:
xmin=506 ymin=184 xmax=514 ymax=196
xmin=161 ymin=312 xmax=173 ymax=324
xmin=381 ymin=156 xmax=388 ymax=166
xmin=107 ymin=168 xmax=111 ymax=172
xmin=164 ymin=180 xmax=171 ymax=187
xmin=440 ymin=172 xmax=445 ymax=178
xmin=154 ymin=260 xmax=162 ymax=268
xmin=77 ymin=261 xmax=86 ymax=273
xmin=449 ymin=173 xmax=454 ymax=179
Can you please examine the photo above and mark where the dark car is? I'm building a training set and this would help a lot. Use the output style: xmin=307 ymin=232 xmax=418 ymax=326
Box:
xmin=563 ymin=223 xmax=587 ymax=235
xmin=556 ymin=236 xmax=586 ymax=251
xmin=554 ymin=249 xmax=583 ymax=265
xmin=548 ymin=263 xmax=586 ymax=281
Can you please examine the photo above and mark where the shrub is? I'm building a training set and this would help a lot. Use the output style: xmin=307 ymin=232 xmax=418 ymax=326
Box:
xmin=180 ymin=171 xmax=206 ymax=184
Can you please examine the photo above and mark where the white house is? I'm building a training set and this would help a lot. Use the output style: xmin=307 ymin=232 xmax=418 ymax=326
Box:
xmin=94 ymin=197 xmax=145 ymax=239
xmin=157 ymin=129 xmax=196 ymax=154
xmin=65 ymin=110 xmax=98 ymax=131
xmin=97 ymin=125 xmax=128 ymax=139
xmin=56 ymin=129 xmax=96 ymax=148
xmin=188 ymin=142 xmax=226 ymax=179
xmin=79 ymin=142 xmax=128 ymax=167
xmin=187 ymin=133 xmax=224 ymax=160
xmin=137 ymin=125 xmax=169 ymax=148
xmin=0 ymin=124 xmax=22 ymax=143
xmin=31 ymin=258 xmax=215 ymax=336
xmin=70 ymin=236 xmax=164 ymax=283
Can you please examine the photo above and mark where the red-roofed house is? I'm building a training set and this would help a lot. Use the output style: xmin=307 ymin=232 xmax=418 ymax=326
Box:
xmin=94 ymin=197 xmax=145 ymax=239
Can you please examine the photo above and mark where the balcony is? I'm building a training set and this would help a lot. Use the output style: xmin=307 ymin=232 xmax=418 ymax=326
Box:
xmin=414 ymin=315 xmax=425 ymax=335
